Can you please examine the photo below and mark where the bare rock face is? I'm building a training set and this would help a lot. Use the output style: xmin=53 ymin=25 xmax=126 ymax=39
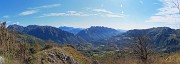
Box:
xmin=0 ymin=56 xmax=4 ymax=64
xmin=42 ymin=52 xmax=79 ymax=64
xmin=66 ymin=56 xmax=78 ymax=64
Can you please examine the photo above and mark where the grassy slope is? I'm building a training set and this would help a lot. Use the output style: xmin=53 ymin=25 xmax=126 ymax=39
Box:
xmin=16 ymin=32 xmax=46 ymax=45
xmin=98 ymin=52 xmax=180 ymax=64
xmin=62 ymin=46 xmax=92 ymax=64
xmin=160 ymin=52 xmax=180 ymax=64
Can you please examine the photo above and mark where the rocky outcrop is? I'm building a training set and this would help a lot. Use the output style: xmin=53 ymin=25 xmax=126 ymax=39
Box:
xmin=30 ymin=47 xmax=92 ymax=64
xmin=0 ymin=56 xmax=4 ymax=64
xmin=41 ymin=52 xmax=79 ymax=64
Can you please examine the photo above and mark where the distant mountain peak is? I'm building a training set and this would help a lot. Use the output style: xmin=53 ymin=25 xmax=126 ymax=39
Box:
xmin=8 ymin=24 xmax=25 ymax=32
xmin=77 ymin=26 xmax=121 ymax=42
xmin=59 ymin=26 xmax=84 ymax=34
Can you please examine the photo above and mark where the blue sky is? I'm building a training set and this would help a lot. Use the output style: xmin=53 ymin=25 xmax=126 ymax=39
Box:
xmin=0 ymin=0 xmax=180 ymax=30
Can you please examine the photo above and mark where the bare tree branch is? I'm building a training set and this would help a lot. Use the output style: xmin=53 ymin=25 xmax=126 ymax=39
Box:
xmin=128 ymin=33 xmax=153 ymax=64
xmin=172 ymin=0 xmax=180 ymax=14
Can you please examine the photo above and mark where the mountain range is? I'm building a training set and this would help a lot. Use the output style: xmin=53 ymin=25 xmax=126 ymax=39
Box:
xmin=98 ymin=27 xmax=180 ymax=52
xmin=7 ymin=24 xmax=180 ymax=53
xmin=8 ymin=25 xmax=87 ymax=46
xmin=77 ymin=26 xmax=121 ymax=42
xmin=59 ymin=26 xmax=84 ymax=35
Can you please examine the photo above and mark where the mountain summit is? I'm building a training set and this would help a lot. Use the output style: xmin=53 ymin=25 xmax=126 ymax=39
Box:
xmin=77 ymin=26 xmax=121 ymax=42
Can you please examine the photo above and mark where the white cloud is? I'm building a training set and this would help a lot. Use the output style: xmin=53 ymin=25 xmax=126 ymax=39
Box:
xmin=146 ymin=15 xmax=180 ymax=23
xmin=40 ymin=11 xmax=97 ymax=17
xmin=18 ymin=4 xmax=60 ymax=16
xmin=104 ymin=14 xmax=124 ymax=18
xmin=2 ymin=15 xmax=9 ymax=18
xmin=19 ymin=10 xmax=38 ymax=16
xmin=146 ymin=0 xmax=180 ymax=23
xmin=13 ymin=22 xmax=20 ymax=25
xmin=42 ymin=13 xmax=65 ymax=17
xmin=29 ymin=4 xmax=61 ymax=9
xmin=41 ymin=8 xmax=125 ymax=18
xmin=93 ymin=8 xmax=125 ymax=18
xmin=93 ymin=9 xmax=113 ymax=14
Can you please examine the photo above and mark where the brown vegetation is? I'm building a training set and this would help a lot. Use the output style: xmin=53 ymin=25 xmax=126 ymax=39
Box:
xmin=99 ymin=51 xmax=180 ymax=64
